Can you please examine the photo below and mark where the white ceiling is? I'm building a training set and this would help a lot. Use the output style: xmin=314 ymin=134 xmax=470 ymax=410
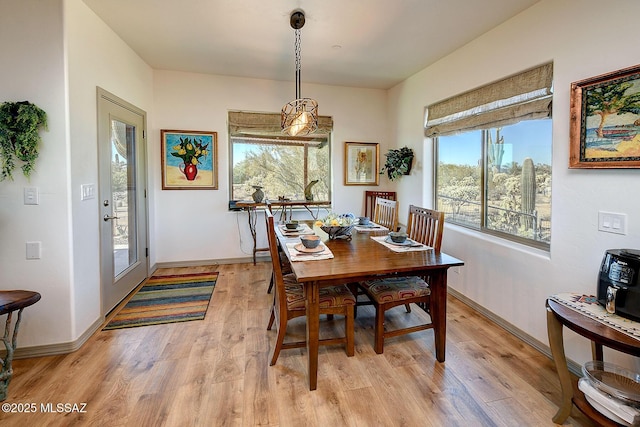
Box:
xmin=83 ymin=0 xmax=540 ymax=90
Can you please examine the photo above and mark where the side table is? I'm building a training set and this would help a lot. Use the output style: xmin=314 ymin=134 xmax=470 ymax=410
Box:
xmin=0 ymin=290 xmax=41 ymax=401
xmin=546 ymin=298 xmax=640 ymax=426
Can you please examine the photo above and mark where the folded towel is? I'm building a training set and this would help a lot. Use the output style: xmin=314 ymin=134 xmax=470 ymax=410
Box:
xmin=578 ymin=377 xmax=640 ymax=426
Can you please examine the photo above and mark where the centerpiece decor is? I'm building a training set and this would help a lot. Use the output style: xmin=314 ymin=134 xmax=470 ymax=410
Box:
xmin=315 ymin=212 xmax=356 ymax=240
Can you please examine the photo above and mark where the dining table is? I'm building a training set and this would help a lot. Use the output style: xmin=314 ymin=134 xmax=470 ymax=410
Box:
xmin=276 ymin=221 xmax=464 ymax=390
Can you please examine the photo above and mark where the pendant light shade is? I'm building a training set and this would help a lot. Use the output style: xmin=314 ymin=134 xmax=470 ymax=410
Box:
xmin=281 ymin=10 xmax=318 ymax=137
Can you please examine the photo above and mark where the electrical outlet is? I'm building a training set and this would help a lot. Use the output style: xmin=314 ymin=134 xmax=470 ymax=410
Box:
xmin=26 ymin=241 xmax=41 ymax=259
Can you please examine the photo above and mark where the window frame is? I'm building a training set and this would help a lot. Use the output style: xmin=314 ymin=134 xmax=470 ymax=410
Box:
xmin=434 ymin=120 xmax=552 ymax=251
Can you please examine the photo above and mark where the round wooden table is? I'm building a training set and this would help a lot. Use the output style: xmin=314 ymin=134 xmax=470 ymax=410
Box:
xmin=0 ymin=290 xmax=41 ymax=401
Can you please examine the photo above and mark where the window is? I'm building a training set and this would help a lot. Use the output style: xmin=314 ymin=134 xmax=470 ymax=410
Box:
xmin=428 ymin=64 xmax=552 ymax=249
xmin=229 ymin=111 xmax=332 ymax=203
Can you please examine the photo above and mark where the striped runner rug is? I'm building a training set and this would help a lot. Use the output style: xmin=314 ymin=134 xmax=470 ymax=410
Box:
xmin=103 ymin=272 xmax=218 ymax=330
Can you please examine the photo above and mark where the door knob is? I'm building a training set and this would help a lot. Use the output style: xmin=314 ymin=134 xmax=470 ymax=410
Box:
xmin=103 ymin=214 xmax=119 ymax=221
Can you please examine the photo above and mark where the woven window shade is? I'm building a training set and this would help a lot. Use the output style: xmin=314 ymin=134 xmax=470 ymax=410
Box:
xmin=228 ymin=111 xmax=333 ymax=142
xmin=425 ymin=63 xmax=553 ymax=137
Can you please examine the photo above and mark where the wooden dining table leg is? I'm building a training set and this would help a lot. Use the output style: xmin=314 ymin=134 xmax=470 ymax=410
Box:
xmin=430 ymin=269 xmax=447 ymax=362
xmin=305 ymin=281 xmax=320 ymax=390
xmin=546 ymin=302 xmax=573 ymax=424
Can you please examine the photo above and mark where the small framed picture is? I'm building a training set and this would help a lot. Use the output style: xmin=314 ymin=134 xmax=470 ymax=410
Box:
xmin=344 ymin=142 xmax=380 ymax=185
xmin=570 ymin=64 xmax=640 ymax=168
xmin=161 ymin=130 xmax=218 ymax=189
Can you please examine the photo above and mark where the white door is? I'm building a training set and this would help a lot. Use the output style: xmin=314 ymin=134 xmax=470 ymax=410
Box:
xmin=97 ymin=88 xmax=148 ymax=315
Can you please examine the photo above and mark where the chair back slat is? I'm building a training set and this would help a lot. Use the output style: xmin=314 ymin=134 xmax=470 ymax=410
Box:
xmin=406 ymin=205 xmax=444 ymax=252
xmin=373 ymin=197 xmax=399 ymax=231
xmin=265 ymin=210 xmax=288 ymax=318
xmin=364 ymin=191 xmax=396 ymax=219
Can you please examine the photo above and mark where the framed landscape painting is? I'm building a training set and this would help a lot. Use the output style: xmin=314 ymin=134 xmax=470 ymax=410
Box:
xmin=344 ymin=142 xmax=379 ymax=185
xmin=570 ymin=64 xmax=640 ymax=168
xmin=161 ymin=130 xmax=218 ymax=189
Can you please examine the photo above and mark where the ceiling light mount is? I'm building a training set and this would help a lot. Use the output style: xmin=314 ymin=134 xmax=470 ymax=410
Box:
xmin=281 ymin=10 xmax=318 ymax=137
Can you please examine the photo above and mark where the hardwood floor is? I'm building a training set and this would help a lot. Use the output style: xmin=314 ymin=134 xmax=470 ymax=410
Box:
xmin=1 ymin=262 xmax=594 ymax=426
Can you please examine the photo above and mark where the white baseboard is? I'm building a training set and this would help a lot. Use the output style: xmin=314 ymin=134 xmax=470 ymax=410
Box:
xmin=5 ymin=316 xmax=104 ymax=360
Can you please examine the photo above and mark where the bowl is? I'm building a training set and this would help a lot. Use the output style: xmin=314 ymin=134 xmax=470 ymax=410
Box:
xmin=582 ymin=360 xmax=640 ymax=405
xmin=300 ymin=235 xmax=321 ymax=249
xmin=358 ymin=216 xmax=370 ymax=225
xmin=320 ymin=225 xmax=354 ymax=240
xmin=284 ymin=221 xmax=299 ymax=230
xmin=388 ymin=231 xmax=408 ymax=243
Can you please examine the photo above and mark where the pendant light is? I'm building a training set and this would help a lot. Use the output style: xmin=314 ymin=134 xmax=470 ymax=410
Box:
xmin=281 ymin=10 xmax=318 ymax=137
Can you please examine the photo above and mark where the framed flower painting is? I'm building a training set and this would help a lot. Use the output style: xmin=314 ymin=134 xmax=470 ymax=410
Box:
xmin=344 ymin=142 xmax=379 ymax=185
xmin=161 ymin=130 xmax=218 ymax=189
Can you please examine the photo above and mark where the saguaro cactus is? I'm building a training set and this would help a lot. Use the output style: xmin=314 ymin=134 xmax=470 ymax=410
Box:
xmin=521 ymin=157 xmax=536 ymax=229
xmin=488 ymin=128 xmax=504 ymax=173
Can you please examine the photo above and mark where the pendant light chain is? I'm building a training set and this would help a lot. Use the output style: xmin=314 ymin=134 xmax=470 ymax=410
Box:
xmin=294 ymin=28 xmax=302 ymax=100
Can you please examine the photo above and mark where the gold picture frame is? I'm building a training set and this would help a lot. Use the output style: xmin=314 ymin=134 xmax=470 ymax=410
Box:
xmin=344 ymin=142 xmax=379 ymax=186
xmin=161 ymin=130 xmax=218 ymax=190
xmin=570 ymin=64 xmax=640 ymax=168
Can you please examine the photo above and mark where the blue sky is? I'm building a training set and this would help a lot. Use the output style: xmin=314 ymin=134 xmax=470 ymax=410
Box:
xmin=438 ymin=120 xmax=552 ymax=166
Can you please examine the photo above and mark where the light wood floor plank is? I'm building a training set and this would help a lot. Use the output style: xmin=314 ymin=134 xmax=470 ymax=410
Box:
xmin=0 ymin=262 xmax=596 ymax=426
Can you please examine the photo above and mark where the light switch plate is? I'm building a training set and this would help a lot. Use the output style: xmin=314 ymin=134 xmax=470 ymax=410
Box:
xmin=598 ymin=211 xmax=627 ymax=235
xmin=24 ymin=187 xmax=39 ymax=205
xmin=81 ymin=184 xmax=96 ymax=201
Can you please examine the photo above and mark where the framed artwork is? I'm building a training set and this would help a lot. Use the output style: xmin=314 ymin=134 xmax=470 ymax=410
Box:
xmin=161 ymin=130 xmax=218 ymax=189
xmin=570 ymin=64 xmax=640 ymax=168
xmin=344 ymin=142 xmax=379 ymax=185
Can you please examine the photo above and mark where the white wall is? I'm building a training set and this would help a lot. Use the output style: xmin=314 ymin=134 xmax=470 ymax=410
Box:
xmin=151 ymin=71 xmax=389 ymax=264
xmin=389 ymin=0 xmax=640 ymax=368
xmin=0 ymin=0 xmax=73 ymax=347
xmin=0 ymin=0 xmax=154 ymax=350
xmin=66 ymin=0 xmax=153 ymax=336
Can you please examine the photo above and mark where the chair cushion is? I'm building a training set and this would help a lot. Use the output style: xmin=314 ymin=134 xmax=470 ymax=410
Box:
xmin=361 ymin=276 xmax=430 ymax=304
xmin=283 ymin=274 xmax=356 ymax=310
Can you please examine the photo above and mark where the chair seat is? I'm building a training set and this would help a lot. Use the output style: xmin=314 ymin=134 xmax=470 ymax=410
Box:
xmin=361 ymin=276 xmax=430 ymax=304
xmin=284 ymin=274 xmax=356 ymax=310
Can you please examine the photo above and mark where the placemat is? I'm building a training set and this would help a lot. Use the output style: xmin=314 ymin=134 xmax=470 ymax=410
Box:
xmin=550 ymin=292 xmax=640 ymax=340
xmin=370 ymin=235 xmax=432 ymax=253
xmin=285 ymin=241 xmax=334 ymax=261
xmin=279 ymin=223 xmax=315 ymax=236
xmin=354 ymin=222 xmax=388 ymax=232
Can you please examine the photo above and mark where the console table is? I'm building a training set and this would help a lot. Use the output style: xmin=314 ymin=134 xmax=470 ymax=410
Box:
xmin=235 ymin=200 xmax=331 ymax=264
xmin=546 ymin=297 xmax=640 ymax=426
xmin=0 ymin=290 xmax=41 ymax=401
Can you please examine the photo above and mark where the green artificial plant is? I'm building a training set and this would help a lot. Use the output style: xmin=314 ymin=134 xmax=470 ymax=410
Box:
xmin=0 ymin=101 xmax=47 ymax=181
xmin=380 ymin=146 xmax=414 ymax=181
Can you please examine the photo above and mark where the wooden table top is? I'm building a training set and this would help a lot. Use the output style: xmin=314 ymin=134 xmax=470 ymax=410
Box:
xmin=278 ymin=225 xmax=464 ymax=285
xmin=0 ymin=290 xmax=41 ymax=315
xmin=547 ymin=299 xmax=640 ymax=355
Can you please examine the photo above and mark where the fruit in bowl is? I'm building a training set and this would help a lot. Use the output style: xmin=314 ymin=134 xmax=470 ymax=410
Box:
xmin=314 ymin=212 xmax=356 ymax=239
xmin=388 ymin=231 xmax=408 ymax=243
xmin=300 ymin=235 xmax=321 ymax=249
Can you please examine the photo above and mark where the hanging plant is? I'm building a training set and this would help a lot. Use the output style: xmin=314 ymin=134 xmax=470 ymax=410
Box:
xmin=0 ymin=101 xmax=48 ymax=181
xmin=380 ymin=146 xmax=414 ymax=181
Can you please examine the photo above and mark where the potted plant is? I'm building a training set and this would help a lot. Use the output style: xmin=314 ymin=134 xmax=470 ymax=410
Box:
xmin=380 ymin=146 xmax=414 ymax=181
xmin=0 ymin=101 xmax=47 ymax=181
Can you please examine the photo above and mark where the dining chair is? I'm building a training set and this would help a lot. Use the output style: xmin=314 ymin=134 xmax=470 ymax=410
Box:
xmin=373 ymin=197 xmax=399 ymax=231
xmin=359 ymin=205 xmax=445 ymax=354
xmin=265 ymin=210 xmax=356 ymax=365
xmin=265 ymin=202 xmax=292 ymax=294
xmin=364 ymin=191 xmax=396 ymax=219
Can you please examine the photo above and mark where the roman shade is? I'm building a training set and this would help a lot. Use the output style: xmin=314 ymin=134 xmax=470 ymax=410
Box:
xmin=425 ymin=63 xmax=553 ymax=137
xmin=228 ymin=111 xmax=333 ymax=142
